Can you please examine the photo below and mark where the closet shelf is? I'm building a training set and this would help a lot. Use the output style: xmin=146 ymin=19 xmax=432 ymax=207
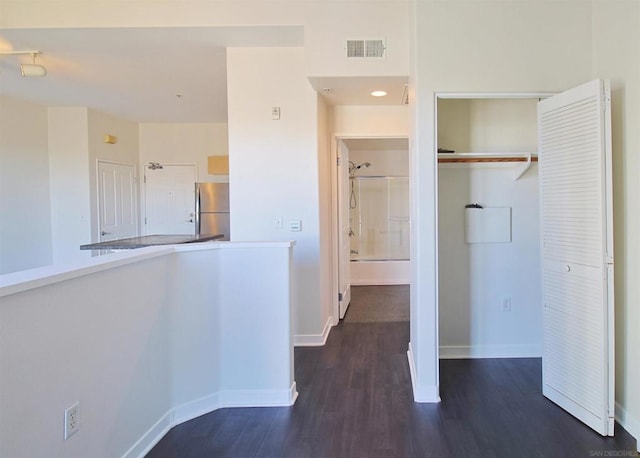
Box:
xmin=438 ymin=152 xmax=538 ymax=181
xmin=437 ymin=152 xmax=538 ymax=163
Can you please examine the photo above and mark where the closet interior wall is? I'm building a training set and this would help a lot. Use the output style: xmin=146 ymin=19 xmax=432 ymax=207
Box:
xmin=437 ymin=98 xmax=543 ymax=359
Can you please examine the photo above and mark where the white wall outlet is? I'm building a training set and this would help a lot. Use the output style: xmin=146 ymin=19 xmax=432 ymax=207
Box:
xmin=289 ymin=219 xmax=302 ymax=232
xmin=501 ymin=297 xmax=512 ymax=312
xmin=275 ymin=216 xmax=283 ymax=229
xmin=271 ymin=107 xmax=281 ymax=120
xmin=64 ymin=402 xmax=80 ymax=440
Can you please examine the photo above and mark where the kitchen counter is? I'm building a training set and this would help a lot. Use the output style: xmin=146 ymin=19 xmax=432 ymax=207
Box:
xmin=80 ymin=234 xmax=224 ymax=250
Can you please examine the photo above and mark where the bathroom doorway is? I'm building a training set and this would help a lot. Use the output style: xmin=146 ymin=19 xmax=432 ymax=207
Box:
xmin=333 ymin=136 xmax=410 ymax=321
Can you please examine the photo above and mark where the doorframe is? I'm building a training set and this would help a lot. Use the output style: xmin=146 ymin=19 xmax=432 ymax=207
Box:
xmin=140 ymin=162 xmax=197 ymax=236
xmin=433 ymin=91 xmax=554 ymax=387
xmin=96 ymin=160 xmax=139 ymax=242
xmin=330 ymin=133 xmax=410 ymax=324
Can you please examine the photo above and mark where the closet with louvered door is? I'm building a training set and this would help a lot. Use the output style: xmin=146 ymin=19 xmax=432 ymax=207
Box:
xmin=436 ymin=97 xmax=543 ymax=360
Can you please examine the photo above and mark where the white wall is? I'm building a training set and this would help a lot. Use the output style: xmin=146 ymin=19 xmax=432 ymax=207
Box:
xmin=0 ymin=242 xmax=295 ymax=457
xmin=438 ymin=164 xmax=541 ymax=358
xmin=226 ymin=47 xmax=325 ymax=340
xmin=0 ymin=95 xmax=52 ymax=274
xmin=437 ymin=98 xmax=538 ymax=154
xmin=302 ymin=1 xmax=410 ymax=77
xmin=139 ymin=123 xmax=229 ymax=183
xmin=48 ymin=107 xmax=92 ymax=264
xmin=592 ymin=0 xmax=640 ymax=447
xmin=0 ymin=1 xmax=409 ymax=79
xmin=411 ymin=0 xmax=594 ymax=401
xmin=349 ymin=149 xmax=408 ymax=177
xmin=48 ymin=107 xmax=139 ymax=263
xmin=333 ymin=105 xmax=409 ymax=136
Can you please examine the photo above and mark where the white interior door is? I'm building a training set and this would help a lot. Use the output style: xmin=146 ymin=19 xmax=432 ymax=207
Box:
xmin=538 ymin=79 xmax=614 ymax=436
xmin=144 ymin=164 xmax=196 ymax=235
xmin=98 ymin=161 xmax=138 ymax=241
xmin=338 ymin=141 xmax=351 ymax=318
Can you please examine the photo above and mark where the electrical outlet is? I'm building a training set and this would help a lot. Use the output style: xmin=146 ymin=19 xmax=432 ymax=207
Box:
xmin=64 ymin=402 xmax=80 ymax=440
xmin=501 ymin=297 xmax=512 ymax=312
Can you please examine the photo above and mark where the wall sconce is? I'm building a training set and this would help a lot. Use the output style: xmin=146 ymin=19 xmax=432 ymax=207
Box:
xmin=0 ymin=50 xmax=47 ymax=77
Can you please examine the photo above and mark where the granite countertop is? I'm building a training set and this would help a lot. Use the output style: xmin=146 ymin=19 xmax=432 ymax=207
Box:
xmin=80 ymin=234 xmax=224 ymax=250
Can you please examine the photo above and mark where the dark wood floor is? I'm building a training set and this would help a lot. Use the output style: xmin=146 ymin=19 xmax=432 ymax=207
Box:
xmin=148 ymin=321 xmax=637 ymax=458
xmin=344 ymin=285 xmax=409 ymax=323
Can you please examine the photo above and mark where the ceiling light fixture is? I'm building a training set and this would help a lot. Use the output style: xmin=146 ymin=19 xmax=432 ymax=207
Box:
xmin=371 ymin=90 xmax=387 ymax=97
xmin=0 ymin=50 xmax=47 ymax=77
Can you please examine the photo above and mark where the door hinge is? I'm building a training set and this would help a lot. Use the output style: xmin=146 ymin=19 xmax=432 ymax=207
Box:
xmin=338 ymin=292 xmax=343 ymax=301
xmin=337 ymin=157 xmax=342 ymax=166
xmin=143 ymin=175 xmax=146 ymax=183
xmin=144 ymin=217 xmax=147 ymax=225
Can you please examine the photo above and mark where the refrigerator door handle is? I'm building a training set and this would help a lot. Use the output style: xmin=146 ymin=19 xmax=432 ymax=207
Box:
xmin=194 ymin=184 xmax=201 ymax=235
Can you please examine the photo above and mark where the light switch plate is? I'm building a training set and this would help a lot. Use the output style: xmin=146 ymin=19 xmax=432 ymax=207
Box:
xmin=289 ymin=219 xmax=302 ymax=231
xmin=272 ymin=107 xmax=281 ymax=120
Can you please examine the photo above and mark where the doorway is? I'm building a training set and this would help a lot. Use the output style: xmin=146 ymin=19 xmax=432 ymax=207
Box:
xmin=434 ymin=81 xmax=615 ymax=437
xmin=144 ymin=163 xmax=196 ymax=235
xmin=97 ymin=161 xmax=138 ymax=241
xmin=333 ymin=135 xmax=411 ymax=321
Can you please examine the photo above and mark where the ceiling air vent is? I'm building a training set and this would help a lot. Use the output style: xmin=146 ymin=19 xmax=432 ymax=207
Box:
xmin=346 ymin=39 xmax=386 ymax=59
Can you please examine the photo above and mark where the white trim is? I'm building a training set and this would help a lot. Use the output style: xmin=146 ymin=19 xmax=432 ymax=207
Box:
xmin=439 ymin=344 xmax=542 ymax=359
xmin=122 ymin=409 xmax=173 ymax=458
xmin=615 ymin=402 xmax=640 ymax=452
xmin=124 ymin=382 xmax=299 ymax=458
xmin=294 ymin=316 xmax=334 ymax=346
xmin=172 ymin=392 xmax=221 ymax=425
xmin=219 ymin=384 xmax=298 ymax=408
xmin=436 ymin=92 xmax=554 ymax=100
xmin=407 ymin=342 xmax=441 ymax=403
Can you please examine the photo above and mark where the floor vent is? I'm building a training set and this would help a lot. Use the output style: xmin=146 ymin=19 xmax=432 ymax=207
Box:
xmin=346 ymin=39 xmax=386 ymax=59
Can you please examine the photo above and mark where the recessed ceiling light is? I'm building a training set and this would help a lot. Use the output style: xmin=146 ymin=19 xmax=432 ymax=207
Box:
xmin=371 ymin=90 xmax=387 ymax=97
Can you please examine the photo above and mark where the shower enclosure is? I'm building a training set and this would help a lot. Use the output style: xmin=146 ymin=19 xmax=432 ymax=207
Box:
xmin=349 ymin=176 xmax=410 ymax=261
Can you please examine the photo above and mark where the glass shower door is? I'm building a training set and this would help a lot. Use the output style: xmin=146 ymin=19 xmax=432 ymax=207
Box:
xmin=350 ymin=176 xmax=409 ymax=261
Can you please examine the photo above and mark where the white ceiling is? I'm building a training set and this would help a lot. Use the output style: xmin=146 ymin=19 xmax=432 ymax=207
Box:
xmin=0 ymin=26 xmax=407 ymax=124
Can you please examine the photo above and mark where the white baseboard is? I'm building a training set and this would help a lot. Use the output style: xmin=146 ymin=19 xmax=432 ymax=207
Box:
xmin=219 ymin=384 xmax=298 ymax=408
xmin=439 ymin=344 xmax=542 ymax=359
xmin=173 ymin=392 xmax=221 ymax=425
xmin=615 ymin=402 xmax=640 ymax=452
xmin=124 ymin=382 xmax=298 ymax=458
xmin=122 ymin=409 xmax=173 ymax=458
xmin=407 ymin=342 xmax=441 ymax=403
xmin=294 ymin=316 xmax=334 ymax=346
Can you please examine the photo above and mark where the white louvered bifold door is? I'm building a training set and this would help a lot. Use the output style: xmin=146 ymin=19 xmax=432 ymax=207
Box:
xmin=538 ymin=79 xmax=614 ymax=436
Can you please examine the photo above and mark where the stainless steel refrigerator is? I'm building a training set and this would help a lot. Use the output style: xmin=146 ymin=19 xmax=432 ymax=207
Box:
xmin=195 ymin=183 xmax=230 ymax=241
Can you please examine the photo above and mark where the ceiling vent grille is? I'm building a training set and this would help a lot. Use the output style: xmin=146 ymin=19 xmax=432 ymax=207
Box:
xmin=346 ymin=39 xmax=386 ymax=59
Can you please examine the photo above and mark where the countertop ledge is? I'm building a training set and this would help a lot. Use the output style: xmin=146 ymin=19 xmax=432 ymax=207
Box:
xmin=0 ymin=241 xmax=296 ymax=298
